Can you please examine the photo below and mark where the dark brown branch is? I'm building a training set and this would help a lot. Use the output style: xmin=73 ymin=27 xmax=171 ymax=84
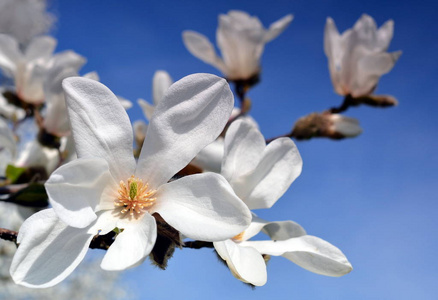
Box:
xmin=0 ymin=228 xmax=18 ymax=245
xmin=182 ymin=241 xmax=214 ymax=249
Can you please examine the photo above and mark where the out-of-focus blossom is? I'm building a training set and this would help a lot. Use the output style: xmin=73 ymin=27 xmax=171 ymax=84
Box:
xmin=10 ymin=74 xmax=251 ymax=288
xmin=214 ymin=119 xmax=352 ymax=285
xmin=138 ymin=70 xmax=173 ymax=121
xmin=0 ymin=0 xmax=55 ymax=46
xmin=183 ymin=10 xmax=293 ymax=81
xmin=324 ymin=14 xmax=401 ymax=98
xmin=0 ymin=116 xmax=16 ymax=176
xmin=0 ymin=90 xmax=26 ymax=121
xmin=330 ymin=114 xmax=362 ymax=138
xmin=14 ymin=139 xmax=59 ymax=175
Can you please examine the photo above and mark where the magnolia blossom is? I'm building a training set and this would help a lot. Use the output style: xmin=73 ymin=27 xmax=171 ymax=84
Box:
xmin=10 ymin=74 xmax=252 ymax=288
xmin=0 ymin=34 xmax=79 ymax=104
xmin=324 ymin=14 xmax=401 ymax=98
xmin=0 ymin=116 xmax=16 ymax=176
xmin=183 ymin=10 xmax=293 ymax=81
xmin=0 ymin=90 xmax=26 ymax=121
xmin=330 ymin=114 xmax=362 ymax=138
xmin=0 ymin=0 xmax=55 ymax=46
xmin=214 ymin=119 xmax=352 ymax=285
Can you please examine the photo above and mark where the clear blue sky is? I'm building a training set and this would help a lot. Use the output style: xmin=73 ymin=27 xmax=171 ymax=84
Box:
xmin=48 ymin=0 xmax=438 ymax=299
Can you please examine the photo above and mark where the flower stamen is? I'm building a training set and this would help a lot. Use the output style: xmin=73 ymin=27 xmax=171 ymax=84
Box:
xmin=115 ymin=175 xmax=156 ymax=219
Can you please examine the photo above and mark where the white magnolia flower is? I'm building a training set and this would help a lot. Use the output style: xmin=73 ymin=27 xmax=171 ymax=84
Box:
xmin=0 ymin=90 xmax=26 ymax=121
xmin=330 ymin=114 xmax=362 ymax=138
xmin=14 ymin=139 xmax=59 ymax=175
xmin=214 ymin=119 xmax=352 ymax=286
xmin=324 ymin=14 xmax=401 ymax=98
xmin=183 ymin=10 xmax=293 ymax=81
xmin=10 ymin=74 xmax=251 ymax=288
xmin=0 ymin=0 xmax=55 ymax=46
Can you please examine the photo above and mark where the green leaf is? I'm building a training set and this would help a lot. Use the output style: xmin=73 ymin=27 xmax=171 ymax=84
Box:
xmin=7 ymin=183 xmax=48 ymax=207
xmin=5 ymin=165 xmax=26 ymax=183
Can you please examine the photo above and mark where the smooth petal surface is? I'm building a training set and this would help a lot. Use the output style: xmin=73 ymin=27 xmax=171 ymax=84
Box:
xmin=214 ymin=240 xmax=267 ymax=286
xmin=154 ymin=172 xmax=251 ymax=241
xmin=191 ymin=137 xmax=224 ymax=173
xmin=221 ymin=119 xmax=265 ymax=183
xmin=136 ymin=74 xmax=234 ymax=189
xmin=138 ymin=98 xmax=155 ymax=121
xmin=0 ymin=116 xmax=16 ymax=156
xmin=243 ymin=235 xmax=353 ymax=277
xmin=152 ymin=70 xmax=173 ymax=105
xmin=62 ymin=77 xmax=136 ymax=181
xmin=232 ymin=138 xmax=303 ymax=209
xmin=0 ymin=34 xmax=20 ymax=76
xmin=46 ymin=158 xmax=117 ymax=229
xmin=182 ymin=31 xmax=226 ymax=74
xmin=10 ymin=209 xmax=94 ymax=288
xmin=331 ymin=114 xmax=362 ymax=137
xmin=264 ymin=14 xmax=294 ymax=42
xmin=14 ymin=140 xmax=59 ymax=174
xmin=24 ymin=36 xmax=56 ymax=61
xmin=101 ymin=213 xmax=157 ymax=271
xmin=262 ymin=219 xmax=306 ymax=240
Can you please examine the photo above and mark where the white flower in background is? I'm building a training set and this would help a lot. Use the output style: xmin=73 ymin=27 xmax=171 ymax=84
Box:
xmin=14 ymin=139 xmax=59 ymax=175
xmin=214 ymin=119 xmax=352 ymax=285
xmin=0 ymin=0 xmax=55 ymax=46
xmin=0 ymin=116 xmax=16 ymax=176
xmin=183 ymin=10 xmax=293 ymax=81
xmin=10 ymin=74 xmax=251 ymax=288
xmin=324 ymin=14 xmax=401 ymax=98
xmin=330 ymin=114 xmax=362 ymax=138
xmin=0 ymin=90 xmax=26 ymax=121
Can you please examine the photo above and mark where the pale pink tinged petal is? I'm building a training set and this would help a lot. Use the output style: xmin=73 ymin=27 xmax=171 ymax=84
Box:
xmin=214 ymin=240 xmax=267 ymax=286
xmin=376 ymin=20 xmax=394 ymax=51
xmin=136 ymin=74 xmax=234 ymax=189
xmin=182 ymin=31 xmax=227 ymax=74
xmin=62 ymin=77 xmax=136 ymax=181
xmin=154 ymin=173 xmax=251 ymax=241
xmin=264 ymin=14 xmax=294 ymax=43
xmin=262 ymin=220 xmax=306 ymax=240
xmin=324 ymin=18 xmax=343 ymax=95
xmin=353 ymin=51 xmax=401 ymax=97
xmin=233 ymin=138 xmax=302 ymax=209
xmin=25 ymin=36 xmax=56 ymax=61
xmin=221 ymin=119 xmax=265 ymax=183
xmin=101 ymin=213 xmax=157 ymax=271
xmin=10 ymin=209 xmax=94 ymax=288
xmin=243 ymin=235 xmax=353 ymax=277
xmin=191 ymin=137 xmax=224 ymax=173
xmin=152 ymin=70 xmax=173 ymax=105
xmin=46 ymin=158 xmax=117 ymax=228
xmin=0 ymin=34 xmax=20 ymax=76
xmin=138 ymin=98 xmax=155 ymax=121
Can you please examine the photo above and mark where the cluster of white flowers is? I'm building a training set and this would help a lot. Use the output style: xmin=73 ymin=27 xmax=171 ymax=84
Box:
xmin=0 ymin=1 xmax=402 ymax=294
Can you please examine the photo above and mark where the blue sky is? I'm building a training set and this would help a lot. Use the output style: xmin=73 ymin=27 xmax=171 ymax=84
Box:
xmin=45 ymin=0 xmax=438 ymax=299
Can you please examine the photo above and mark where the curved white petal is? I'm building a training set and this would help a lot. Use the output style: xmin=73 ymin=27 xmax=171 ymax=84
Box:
xmin=46 ymin=158 xmax=117 ymax=229
xmin=14 ymin=140 xmax=59 ymax=174
xmin=153 ymin=70 xmax=173 ymax=105
xmin=262 ymin=220 xmax=306 ymax=240
xmin=0 ymin=116 xmax=16 ymax=156
xmin=191 ymin=137 xmax=224 ymax=173
xmin=232 ymin=138 xmax=302 ymax=209
xmin=377 ymin=20 xmax=394 ymax=51
xmin=264 ymin=14 xmax=294 ymax=43
xmin=25 ymin=36 xmax=56 ymax=61
xmin=136 ymin=74 xmax=234 ymax=189
xmin=182 ymin=31 xmax=227 ymax=74
xmin=0 ymin=34 xmax=20 ymax=76
xmin=10 ymin=209 xmax=94 ymax=288
xmin=153 ymin=172 xmax=251 ymax=241
xmin=214 ymin=240 xmax=267 ymax=286
xmin=138 ymin=98 xmax=155 ymax=121
xmin=243 ymin=235 xmax=353 ymax=277
xmin=221 ymin=119 xmax=265 ymax=183
xmin=101 ymin=213 xmax=157 ymax=271
xmin=330 ymin=114 xmax=362 ymax=137
xmin=62 ymin=77 xmax=136 ymax=181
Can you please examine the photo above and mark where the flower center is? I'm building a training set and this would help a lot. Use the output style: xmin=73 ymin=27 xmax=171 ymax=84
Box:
xmin=232 ymin=231 xmax=245 ymax=242
xmin=115 ymin=175 xmax=156 ymax=219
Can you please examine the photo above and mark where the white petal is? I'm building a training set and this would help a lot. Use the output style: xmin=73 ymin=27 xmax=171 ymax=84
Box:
xmin=264 ymin=14 xmax=294 ymax=42
xmin=214 ymin=240 xmax=267 ymax=286
xmin=138 ymin=98 xmax=155 ymax=121
xmin=243 ymin=235 xmax=353 ymax=277
xmin=0 ymin=34 xmax=20 ymax=76
xmin=62 ymin=77 xmax=136 ymax=181
xmin=101 ymin=213 xmax=157 ymax=271
xmin=10 ymin=209 xmax=94 ymax=288
xmin=233 ymin=138 xmax=302 ymax=209
xmin=14 ymin=140 xmax=59 ymax=174
xmin=25 ymin=36 xmax=56 ymax=61
xmin=153 ymin=172 xmax=251 ymax=241
xmin=152 ymin=70 xmax=173 ymax=105
xmin=324 ymin=17 xmax=343 ymax=95
xmin=221 ymin=119 xmax=265 ymax=183
xmin=191 ymin=137 xmax=224 ymax=173
xmin=330 ymin=114 xmax=362 ymax=137
xmin=376 ymin=20 xmax=394 ymax=51
xmin=136 ymin=74 xmax=234 ymax=189
xmin=0 ymin=116 xmax=16 ymax=156
xmin=46 ymin=158 xmax=117 ymax=229
xmin=182 ymin=31 xmax=227 ymax=74
xmin=262 ymin=220 xmax=306 ymax=240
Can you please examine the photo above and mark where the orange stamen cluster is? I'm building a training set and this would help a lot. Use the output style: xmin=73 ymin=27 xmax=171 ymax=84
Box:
xmin=115 ymin=175 xmax=156 ymax=219
xmin=232 ymin=231 xmax=245 ymax=242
